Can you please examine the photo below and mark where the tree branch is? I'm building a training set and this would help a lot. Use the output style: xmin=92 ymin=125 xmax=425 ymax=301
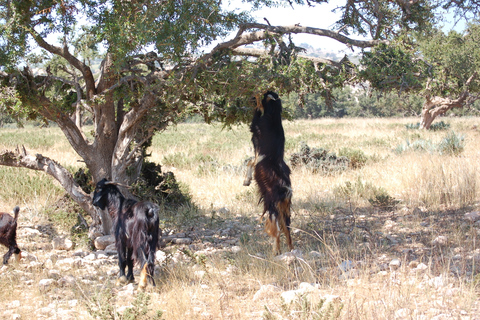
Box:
xmin=29 ymin=28 xmax=97 ymax=99
xmin=0 ymin=146 xmax=94 ymax=216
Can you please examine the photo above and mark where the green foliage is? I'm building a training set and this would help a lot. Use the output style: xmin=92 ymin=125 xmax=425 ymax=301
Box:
xmin=333 ymin=176 xmax=397 ymax=209
xmin=131 ymin=161 xmax=192 ymax=206
xmin=394 ymin=131 xmax=465 ymax=155
xmin=368 ymin=187 xmax=400 ymax=209
xmin=394 ymin=138 xmax=434 ymax=154
xmin=85 ymin=290 xmax=164 ymax=320
xmin=405 ymin=121 xmax=450 ymax=131
xmin=338 ymin=147 xmax=368 ymax=169
xmin=360 ymin=43 xmax=426 ymax=92
xmin=121 ymin=292 xmax=164 ymax=320
xmin=290 ymin=143 xmax=349 ymax=174
xmin=278 ymin=294 xmax=343 ymax=320
xmin=437 ymin=131 xmax=465 ymax=156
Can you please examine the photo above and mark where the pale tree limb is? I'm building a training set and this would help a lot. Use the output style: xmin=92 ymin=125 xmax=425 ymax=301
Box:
xmin=0 ymin=146 xmax=109 ymax=230
xmin=420 ymin=72 xmax=478 ymax=129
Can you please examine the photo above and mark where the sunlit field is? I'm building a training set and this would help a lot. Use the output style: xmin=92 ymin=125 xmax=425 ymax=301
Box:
xmin=1 ymin=117 xmax=480 ymax=319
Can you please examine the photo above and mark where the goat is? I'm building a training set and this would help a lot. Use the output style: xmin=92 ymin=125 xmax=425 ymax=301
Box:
xmin=0 ymin=206 xmax=21 ymax=264
xmin=245 ymin=91 xmax=294 ymax=254
xmin=92 ymin=178 xmax=160 ymax=289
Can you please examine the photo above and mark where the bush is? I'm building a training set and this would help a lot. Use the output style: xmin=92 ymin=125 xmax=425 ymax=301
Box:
xmin=394 ymin=131 xmax=465 ymax=156
xmin=437 ymin=131 xmax=464 ymax=156
xmin=290 ymin=143 xmax=349 ymax=174
xmin=338 ymin=147 xmax=368 ymax=169
xmin=405 ymin=120 xmax=450 ymax=131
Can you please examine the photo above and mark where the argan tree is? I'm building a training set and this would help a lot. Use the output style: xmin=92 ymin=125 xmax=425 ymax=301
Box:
xmin=0 ymin=0 xmax=475 ymax=231
xmin=361 ymin=22 xmax=480 ymax=129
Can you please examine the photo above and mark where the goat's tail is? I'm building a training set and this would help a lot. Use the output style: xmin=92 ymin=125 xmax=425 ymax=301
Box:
xmin=12 ymin=206 xmax=20 ymax=222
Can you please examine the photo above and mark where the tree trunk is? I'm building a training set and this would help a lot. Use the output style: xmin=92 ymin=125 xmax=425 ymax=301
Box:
xmin=420 ymin=73 xmax=477 ymax=129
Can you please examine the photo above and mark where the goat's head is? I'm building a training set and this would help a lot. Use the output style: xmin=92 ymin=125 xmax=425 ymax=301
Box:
xmin=92 ymin=178 xmax=122 ymax=210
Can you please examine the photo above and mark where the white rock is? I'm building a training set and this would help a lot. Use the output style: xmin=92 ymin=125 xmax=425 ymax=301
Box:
xmin=389 ymin=259 xmax=402 ymax=271
xmin=155 ymin=250 xmax=167 ymax=264
xmin=58 ymin=275 xmax=76 ymax=287
xmin=173 ymin=238 xmax=193 ymax=245
xmin=253 ymin=285 xmax=281 ymax=301
xmin=8 ymin=300 xmax=21 ymax=308
xmin=416 ymin=263 xmax=428 ymax=271
xmin=83 ymin=253 xmax=96 ymax=261
xmin=218 ymin=207 xmax=230 ymax=214
xmin=395 ymin=308 xmax=411 ymax=319
xmin=38 ymin=278 xmax=56 ymax=292
xmin=431 ymin=236 xmax=448 ymax=246
xmin=94 ymin=235 xmax=115 ymax=250
xmin=52 ymin=237 xmax=74 ymax=250
xmin=230 ymin=246 xmax=241 ymax=253
xmin=464 ymin=211 xmax=480 ymax=222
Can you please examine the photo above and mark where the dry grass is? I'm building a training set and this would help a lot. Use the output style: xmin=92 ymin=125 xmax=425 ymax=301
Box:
xmin=1 ymin=117 xmax=480 ymax=319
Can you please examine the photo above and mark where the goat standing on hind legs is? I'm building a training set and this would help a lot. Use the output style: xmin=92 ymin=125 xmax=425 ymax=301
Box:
xmin=0 ymin=206 xmax=22 ymax=264
xmin=92 ymin=179 xmax=160 ymax=290
xmin=244 ymin=91 xmax=294 ymax=254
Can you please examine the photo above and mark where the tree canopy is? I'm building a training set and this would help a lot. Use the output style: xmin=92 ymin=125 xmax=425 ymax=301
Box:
xmin=0 ymin=0 xmax=479 ymax=230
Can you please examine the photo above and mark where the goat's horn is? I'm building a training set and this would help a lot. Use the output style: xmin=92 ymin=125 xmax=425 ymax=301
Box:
xmin=267 ymin=94 xmax=276 ymax=101
xmin=105 ymin=181 xmax=131 ymax=189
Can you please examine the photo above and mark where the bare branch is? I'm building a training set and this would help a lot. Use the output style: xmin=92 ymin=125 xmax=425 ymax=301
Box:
xmin=231 ymin=47 xmax=342 ymax=68
xmin=0 ymin=147 xmax=94 ymax=215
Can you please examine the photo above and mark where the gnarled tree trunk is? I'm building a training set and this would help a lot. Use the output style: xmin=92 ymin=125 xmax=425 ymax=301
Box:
xmin=420 ymin=72 xmax=477 ymax=129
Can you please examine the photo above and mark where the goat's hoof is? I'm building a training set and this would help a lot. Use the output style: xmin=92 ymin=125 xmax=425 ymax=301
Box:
xmin=138 ymin=282 xmax=155 ymax=292
xmin=116 ymin=276 xmax=128 ymax=286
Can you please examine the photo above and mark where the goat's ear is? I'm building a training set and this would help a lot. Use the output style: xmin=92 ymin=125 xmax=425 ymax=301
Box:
xmin=107 ymin=181 xmax=131 ymax=189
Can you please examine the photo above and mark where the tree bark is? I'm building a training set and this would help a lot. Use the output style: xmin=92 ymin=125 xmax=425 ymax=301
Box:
xmin=0 ymin=147 xmax=114 ymax=232
xmin=420 ymin=72 xmax=478 ymax=129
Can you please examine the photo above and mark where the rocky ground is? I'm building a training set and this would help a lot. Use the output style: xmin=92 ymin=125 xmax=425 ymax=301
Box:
xmin=2 ymin=206 xmax=480 ymax=319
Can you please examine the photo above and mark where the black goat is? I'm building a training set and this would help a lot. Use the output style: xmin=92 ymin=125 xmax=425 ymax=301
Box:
xmin=92 ymin=179 xmax=160 ymax=289
xmin=245 ymin=91 xmax=293 ymax=254
xmin=0 ymin=206 xmax=21 ymax=264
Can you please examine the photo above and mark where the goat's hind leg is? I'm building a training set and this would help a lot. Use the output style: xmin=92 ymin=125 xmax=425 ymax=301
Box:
xmin=125 ymin=247 xmax=135 ymax=282
xmin=138 ymin=249 xmax=156 ymax=290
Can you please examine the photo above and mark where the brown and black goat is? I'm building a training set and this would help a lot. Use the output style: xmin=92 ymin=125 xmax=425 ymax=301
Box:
xmin=0 ymin=206 xmax=21 ymax=264
xmin=245 ymin=91 xmax=293 ymax=254
xmin=92 ymin=179 xmax=160 ymax=289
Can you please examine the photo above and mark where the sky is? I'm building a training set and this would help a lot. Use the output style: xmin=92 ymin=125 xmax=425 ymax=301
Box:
xmin=218 ymin=0 xmax=467 ymax=54
xmin=222 ymin=1 xmax=354 ymax=53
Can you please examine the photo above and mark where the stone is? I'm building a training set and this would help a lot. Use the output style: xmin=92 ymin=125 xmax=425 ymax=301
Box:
xmin=38 ymin=278 xmax=56 ymax=292
xmin=389 ymin=259 xmax=401 ymax=271
xmin=52 ymin=237 xmax=74 ymax=251
xmin=173 ymin=238 xmax=193 ymax=245
xmin=431 ymin=236 xmax=448 ymax=246
xmin=94 ymin=235 xmax=115 ymax=250
xmin=464 ymin=211 xmax=480 ymax=222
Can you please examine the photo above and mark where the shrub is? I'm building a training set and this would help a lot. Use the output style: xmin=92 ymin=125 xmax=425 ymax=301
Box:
xmin=338 ymin=147 xmax=368 ymax=169
xmin=290 ymin=143 xmax=349 ymax=174
xmin=394 ymin=131 xmax=465 ymax=156
xmin=437 ymin=131 xmax=464 ymax=156
xmin=405 ymin=120 xmax=450 ymax=131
